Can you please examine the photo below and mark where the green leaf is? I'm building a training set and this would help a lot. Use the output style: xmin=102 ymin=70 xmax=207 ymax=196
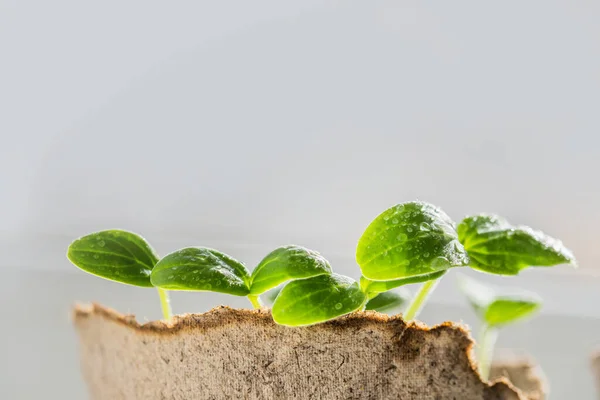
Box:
xmin=458 ymin=275 xmax=541 ymax=327
xmin=364 ymin=290 xmax=411 ymax=314
xmin=457 ymin=214 xmax=576 ymax=275
xmin=356 ymin=201 xmax=469 ymax=280
xmin=484 ymin=299 xmax=540 ymax=327
xmin=150 ymin=247 xmax=251 ymax=296
xmin=67 ymin=230 xmax=158 ymax=287
xmin=249 ymin=245 xmax=332 ymax=295
xmin=272 ymin=274 xmax=367 ymax=326
xmin=360 ymin=270 xmax=447 ymax=294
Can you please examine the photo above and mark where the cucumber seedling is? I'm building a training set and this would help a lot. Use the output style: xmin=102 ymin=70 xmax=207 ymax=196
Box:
xmin=67 ymin=230 xmax=173 ymax=319
xmin=356 ymin=201 xmax=576 ymax=320
xmin=458 ymin=275 xmax=542 ymax=380
xmin=67 ymin=200 xmax=575 ymax=327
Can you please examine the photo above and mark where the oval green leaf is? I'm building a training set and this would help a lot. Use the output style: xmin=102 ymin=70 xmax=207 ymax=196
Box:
xmin=458 ymin=214 xmax=577 ymax=275
xmin=484 ymin=299 xmax=540 ymax=327
xmin=356 ymin=201 xmax=469 ymax=280
xmin=249 ymin=245 xmax=332 ymax=295
xmin=272 ymin=274 xmax=367 ymax=327
xmin=67 ymin=230 xmax=158 ymax=287
xmin=360 ymin=270 xmax=446 ymax=294
xmin=364 ymin=290 xmax=411 ymax=314
xmin=458 ymin=274 xmax=541 ymax=327
xmin=150 ymin=247 xmax=251 ymax=296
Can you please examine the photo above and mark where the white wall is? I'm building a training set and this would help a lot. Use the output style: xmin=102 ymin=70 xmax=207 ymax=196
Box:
xmin=1 ymin=1 xmax=599 ymax=398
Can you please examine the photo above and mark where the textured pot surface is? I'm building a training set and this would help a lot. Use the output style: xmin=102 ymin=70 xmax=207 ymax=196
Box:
xmin=490 ymin=358 xmax=547 ymax=400
xmin=74 ymin=304 xmax=526 ymax=400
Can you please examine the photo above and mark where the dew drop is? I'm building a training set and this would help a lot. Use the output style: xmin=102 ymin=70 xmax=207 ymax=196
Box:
xmin=205 ymin=284 xmax=212 ymax=290
xmin=193 ymin=270 xmax=199 ymax=274
xmin=97 ymin=240 xmax=105 ymax=247
xmin=396 ymin=233 xmax=408 ymax=241
xmin=334 ymin=303 xmax=343 ymax=310
xmin=406 ymin=226 xmax=414 ymax=233
xmin=392 ymin=218 xmax=399 ymax=224
xmin=419 ymin=222 xmax=431 ymax=232
xmin=383 ymin=215 xmax=390 ymax=221
xmin=168 ymin=275 xmax=174 ymax=279
xmin=93 ymin=254 xmax=99 ymax=259
xmin=431 ymin=256 xmax=450 ymax=270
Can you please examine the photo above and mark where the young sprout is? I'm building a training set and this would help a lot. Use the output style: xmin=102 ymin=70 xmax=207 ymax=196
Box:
xmin=67 ymin=200 xmax=576 ymax=328
xmin=356 ymin=201 xmax=576 ymax=321
xmin=67 ymin=230 xmax=172 ymax=320
xmin=458 ymin=275 xmax=541 ymax=380
xmin=150 ymin=245 xmax=332 ymax=311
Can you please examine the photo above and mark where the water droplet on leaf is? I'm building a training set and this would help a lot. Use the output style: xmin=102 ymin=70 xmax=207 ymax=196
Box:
xmin=431 ymin=256 xmax=450 ymax=270
xmin=419 ymin=222 xmax=431 ymax=232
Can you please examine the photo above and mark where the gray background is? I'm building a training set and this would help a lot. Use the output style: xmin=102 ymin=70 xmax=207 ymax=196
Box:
xmin=1 ymin=1 xmax=599 ymax=398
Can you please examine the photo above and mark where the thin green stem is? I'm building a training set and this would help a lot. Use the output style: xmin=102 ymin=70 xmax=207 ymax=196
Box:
xmin=477 ymin=324 xmax=498 ymax=381
xmin=157 ymin=288 xmax=172 ymax=320
xmin=403 ymin=278 xmax=440 ymax=321
xmin=248 ymin=295 xmax=262 ymax=309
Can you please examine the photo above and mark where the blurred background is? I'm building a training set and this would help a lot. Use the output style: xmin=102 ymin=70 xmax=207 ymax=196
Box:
xmin=2 ymin=1 xmax=599 ymax=398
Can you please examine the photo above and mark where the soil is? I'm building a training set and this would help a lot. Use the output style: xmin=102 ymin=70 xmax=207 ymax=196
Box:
xmin=73 ymin=304 xmax=527 ymax=400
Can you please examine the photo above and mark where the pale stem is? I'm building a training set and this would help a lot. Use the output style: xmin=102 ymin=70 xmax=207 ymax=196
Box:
xmin=478 ymin=324 xmax=498 ymax=381
xmin=157 ymin=288 xmax=172 ymax=320
xmin=403 ymin=278 xmax=440 ymax=321
xmin=248 ymin=295 xmax=262 ymax=309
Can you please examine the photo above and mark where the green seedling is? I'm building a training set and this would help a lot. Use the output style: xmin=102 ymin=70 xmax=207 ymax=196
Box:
xmin=356 ymin=201 xmax=576 ymax=320
xmin=67 ymin=200 xmax=575 ymax=327
xmin=150 ymin=245 xmax=332 ymax=311
xmin=458 ymin=275 xmax=541 ymax=380
xmin=67 ymin=230 xmax=172 ymax=319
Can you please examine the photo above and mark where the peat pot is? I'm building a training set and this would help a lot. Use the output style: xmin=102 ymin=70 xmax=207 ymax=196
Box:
xmin=74 ymin=304 xmax=532 ymax=400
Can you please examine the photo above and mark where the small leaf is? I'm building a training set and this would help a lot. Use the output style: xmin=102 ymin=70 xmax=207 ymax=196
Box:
xmin=150 ymin=247 xmax=251 ymax=296
xmin=272 ymin=274 xmax=366 ymax=326
xmin=67 ymin=230 xmax=158 ymax=287
xmin=249 ymin=245 xmax=332 ymax=295
xmin=458 ymin=275 xmax=541 ymax=327
xmin=364 ymin=290 xmax=411 ymax=314
xmin=458 ymin=214 xmax=576 ymax=275
xmin=484 ymin=299 xmax=540 ymax=327
xmin=356 ymin=201 xmax=469 ymax=280
xmin=360 ymin=270 xmax=446 ymax=294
